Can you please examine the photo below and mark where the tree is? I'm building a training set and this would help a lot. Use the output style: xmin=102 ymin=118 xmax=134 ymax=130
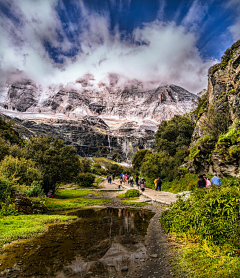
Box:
xmin=132 ymin=149 xmax=152 ymax=172
xmin=24 ymin=136 xmax=80 ymax=193
xmin=155 ymin=115 xmax=194 ymax=156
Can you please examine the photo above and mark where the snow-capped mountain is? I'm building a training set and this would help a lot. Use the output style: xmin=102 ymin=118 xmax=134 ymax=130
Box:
xmin=0 ymin=75 xmax=197 ymax=161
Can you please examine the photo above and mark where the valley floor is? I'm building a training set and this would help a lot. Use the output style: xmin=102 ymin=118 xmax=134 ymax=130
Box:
xmin=0 ymin=179 xmax=176 ymax=278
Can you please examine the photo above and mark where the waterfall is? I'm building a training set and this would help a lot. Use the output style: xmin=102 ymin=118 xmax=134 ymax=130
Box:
xmin=122 ymin=137 xmax=129 ymax=162
xmin=108 ymin=134 xmax=111 ymax=153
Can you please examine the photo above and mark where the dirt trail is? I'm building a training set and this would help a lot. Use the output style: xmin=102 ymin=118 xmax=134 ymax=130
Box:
xmin=100 ymin=181 xmax=175 ymax=278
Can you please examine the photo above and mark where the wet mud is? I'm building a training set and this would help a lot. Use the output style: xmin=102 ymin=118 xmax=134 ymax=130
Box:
xmin=0 ymin=208 xmax=159 ymax=278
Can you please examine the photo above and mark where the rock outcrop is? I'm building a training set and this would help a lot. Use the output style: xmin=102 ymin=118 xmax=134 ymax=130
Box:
xmin=185 ymin=40 xmax=240 ymax=178
xmin=5 ymin=80 xmax=38 ymax=112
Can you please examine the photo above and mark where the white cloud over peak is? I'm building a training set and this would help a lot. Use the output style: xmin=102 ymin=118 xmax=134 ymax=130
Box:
xmin=0 ymin=0 xmax=218 ymax=98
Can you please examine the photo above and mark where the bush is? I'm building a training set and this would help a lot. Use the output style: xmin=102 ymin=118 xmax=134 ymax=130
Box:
xmin=25 ymin=181 xmax=44 ymax=197
xmin=125 ymin=189 xmax=140 ymax=198
xmin=107 ymin=163 xmax=123 ymax=176
xmin=77 ymin=173 xmax=95 ymax=187
xmin=0 ymin=202 xmax=19 ymax=216
xmin=79 ymin=157 xmax=92 ymax=173
xmin=160 ymin=186 xmax=240 ymax=248
xmin=0 ymin=177 xmax=14 ymax=202
xmin=0 ymin=136 xmax=9 ymax=161
xmin=0 ymin=155 xmax=42 ymax=186
xmin=93 ymin=163 xmax=101 ymax=169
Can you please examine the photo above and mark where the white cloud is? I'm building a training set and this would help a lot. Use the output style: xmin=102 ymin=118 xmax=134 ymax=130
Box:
xmin=0 ymin=0 xmax=217 ymax=97
xmin=227 ymin=0 xmax=240 ymax=41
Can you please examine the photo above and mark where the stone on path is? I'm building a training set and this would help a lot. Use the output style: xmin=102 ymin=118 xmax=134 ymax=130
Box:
xmin=150 ymin=254 xmax=158 ymax=258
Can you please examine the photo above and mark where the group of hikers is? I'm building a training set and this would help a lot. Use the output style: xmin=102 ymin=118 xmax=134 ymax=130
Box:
xmin=107 ymin=172 xmax=222 ymax=191
xmin=197 ymin=173 xmax=222 ymax=188
xmin=107 ymin=173 xmax=164 ymax=192
xmin=119 ymin=173 xmax=146 ymax=192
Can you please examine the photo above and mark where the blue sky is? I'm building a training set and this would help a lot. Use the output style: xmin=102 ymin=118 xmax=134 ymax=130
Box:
xmin=0 ymin=0 xmax=240 ymax=94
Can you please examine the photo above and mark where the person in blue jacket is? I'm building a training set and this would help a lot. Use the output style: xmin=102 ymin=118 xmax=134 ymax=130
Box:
xmin=211 ymin=173 xmax=222 ymax=186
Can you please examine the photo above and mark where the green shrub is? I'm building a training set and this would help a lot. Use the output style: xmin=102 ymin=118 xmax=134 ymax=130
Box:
xmin=162 ymin=173 xmax=198 ymax=193
xmin=0 ymin=136 xmax=9 ymax=161
xmin=79 ymin=157 xmax=92 ymax=173
xmin=0 ymin=155 xmax=42 ymax=186
xmin=0 ymin=202 xmax=19 ymax=216
xmin=77 ymin=173 xmax=95 ymax=187
xmin=0 ymin=177 xmax=14 ymax=202
xmin=107 ymin=163 xmax=123 ymax=176
xmin=25 ymin=181 xmax=44 ymax=197
xmin=160 ymin=186 xmax=240 ymax=248
xmin=125 ymin=189 xmax=140 ymax=198
xmin=93 ymin=163 xmax=101 ymax=169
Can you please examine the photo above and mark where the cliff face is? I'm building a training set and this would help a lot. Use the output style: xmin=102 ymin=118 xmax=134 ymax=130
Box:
xmin=185 ymin=40 xmax=240 ymax=178
xmin=0 ymin=77 xmax=196 ymax=162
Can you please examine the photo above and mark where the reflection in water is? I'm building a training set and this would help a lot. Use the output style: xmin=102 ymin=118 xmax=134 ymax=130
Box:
xmin=0 ymin=208 xmax=154 ymax=277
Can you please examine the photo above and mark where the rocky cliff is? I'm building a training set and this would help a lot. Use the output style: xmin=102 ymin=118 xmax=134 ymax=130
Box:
xmin=0 ymin=76 xmax=196 ymax=161
xmin=183 ymin=40 xmax=240 ymax=178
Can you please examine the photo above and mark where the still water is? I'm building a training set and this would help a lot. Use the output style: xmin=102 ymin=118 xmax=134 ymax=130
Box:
xmin=0 ymin=208 xmax=154 ymax=277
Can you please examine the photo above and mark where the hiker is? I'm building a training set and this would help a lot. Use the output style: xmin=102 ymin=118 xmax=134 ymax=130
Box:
xmin=211 ymin=173 xmax=222 ymax=186
xmin=120 ymin=175 xmax=123 ymax=186
xmin=127 ymin=174 xmax=130 ymax=184
xmin=156 ymin=177 xmax=162 ymax=191
xmin=197 ymin=175 xmax=206 ymax=188
xmin=135 ymin=175 xmax=139 ymax=186
xmin=47 ymin=190 xmax=54 ymax=198
xmin=129 ymin=175 xmax=134 ymax=187
xmin=112 ymin=173 xmax=115 ymax=181
xmin=118 ymin=179 xmax=122 ymax=189
xmin=203 ymin=174 xmax=211 ymax=188
xmin=140 ymin=178 xmax=146 ymax=192
xmin=154 ymin=177 xmax=158 ymax=190
xmin=120 ymin=173 xmax=123 ymax=180
xmin=107 ymin=174 xmax=112 ymax=184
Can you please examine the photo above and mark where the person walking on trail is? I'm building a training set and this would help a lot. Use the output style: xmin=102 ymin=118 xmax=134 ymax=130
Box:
xmin=140 ymin=178 xmax=146 ymax=192
xmin=120 ymin=175 xmax=123 ymax=187
xmin=154 ymin=177 xmax=158 ymax=190
xmin=118 ymin=179 xmax=123 ymax=189
xmin=156 ymin=177 xmax=162 ymax=191
xmin=120 ymin=173 xmax=123 ymax=179
xmin=129 ymin=175 xmax=134 ymax=187
xmin=126 ymin=174 xmax=130 ymax=184
xmin=107 ymin=174 xmax=112 ymax=184
xmin=197 ymin=175 xmax=206 ymax=188
xmin=112 ymin=173 xmax=115 ymax=181
xmin=135 ymin=175 xmax=139 ymax=186
xmin=203 ymin=174 xmax=211 ymax=188
xmin=211 ymin=173 xmax=222 ymax=186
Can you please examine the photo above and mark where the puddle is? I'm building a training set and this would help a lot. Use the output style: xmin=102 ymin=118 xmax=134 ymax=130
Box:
xmin=0 ymin=208 xmax=154 ymax=277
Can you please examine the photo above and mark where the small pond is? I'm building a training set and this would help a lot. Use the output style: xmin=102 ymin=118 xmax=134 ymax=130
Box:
xmin=0 ymin=207 xmax=155 ymax=277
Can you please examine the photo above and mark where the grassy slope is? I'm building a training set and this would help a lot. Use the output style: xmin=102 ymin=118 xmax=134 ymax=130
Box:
xmin=44 ymin=189 xmax=112 ymax=210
